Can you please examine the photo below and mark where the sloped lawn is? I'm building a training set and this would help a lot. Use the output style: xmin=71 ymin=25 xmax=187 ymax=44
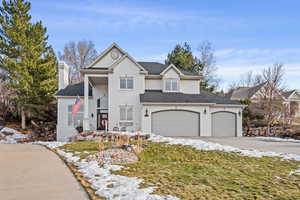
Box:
xmin=60 ymin=141 xmax=300 ymax=199
xmin=114 ymin=142 xmax=300 ymax=200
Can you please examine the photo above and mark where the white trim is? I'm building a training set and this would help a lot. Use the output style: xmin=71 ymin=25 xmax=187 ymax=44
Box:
xmin=142 ymin=102 xmax=216 ymax=106
xmin=80 ymin=69 xmax=109 ymax=74
xmin=160 ymin=64 xmax=184 ymax=76
xmin=145 ymin=74 xmax=201 ymax=80
xmin=55 ymin=96 xmax=93 ymax=98
xmin=87 ymin=43 xmax=127 ymax=68
xmin=164 ymin=78 xmax=179 ymax=92
xmin=119 ymin=105 xmax=134 ymax=122
xmin=108 ymin=53 xmax=148 ymax=73
xmin=119 ymin=76 xmax=134 ymax=90
xmin=141 ymin=102 xmax=245 ymax=108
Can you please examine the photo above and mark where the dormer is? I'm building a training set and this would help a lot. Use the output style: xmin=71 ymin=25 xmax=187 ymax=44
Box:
xmin=160 ymin=64 xmax=183 ymax=93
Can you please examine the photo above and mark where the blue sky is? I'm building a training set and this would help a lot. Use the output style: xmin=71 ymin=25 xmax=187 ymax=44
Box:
xmin=30 ymin=0 xmax=300 ymax=91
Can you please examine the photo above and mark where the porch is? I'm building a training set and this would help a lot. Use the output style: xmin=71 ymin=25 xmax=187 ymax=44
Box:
xmin=83 ymin=75 xmax=109 ymax=131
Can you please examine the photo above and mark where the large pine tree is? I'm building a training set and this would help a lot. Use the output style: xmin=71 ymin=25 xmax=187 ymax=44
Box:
xmin=0 ymin=0 xmax=57 ymax=128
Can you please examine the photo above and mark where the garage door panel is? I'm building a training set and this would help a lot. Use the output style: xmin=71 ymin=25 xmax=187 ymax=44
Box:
xmin=152 ymin=110 xmax=199 ymax=136
xmin=212 ymin=112 xmax=236 ymax=137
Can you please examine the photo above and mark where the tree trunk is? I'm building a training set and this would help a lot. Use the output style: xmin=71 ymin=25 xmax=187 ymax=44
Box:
xmin=21 ymin=106 xmax=26 ymax=129
xmin=266 ymin=122 xmax=271 ymax=136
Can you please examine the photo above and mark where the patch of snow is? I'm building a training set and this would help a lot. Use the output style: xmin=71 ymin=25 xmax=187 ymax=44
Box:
xmin=31 ymin=141 xmax=67 ymax=149
xmin=0 ymin=127 xmax=27 ymax=144
xmin=35 ymin=141 xmax=179 ymax=200
xmin=33 ymin=133 xmax=300 ymax=199
xmin=149 ymin=134 xmax=300 ymax=161
xmin=256 ymin=137 xmax=300 ymax=144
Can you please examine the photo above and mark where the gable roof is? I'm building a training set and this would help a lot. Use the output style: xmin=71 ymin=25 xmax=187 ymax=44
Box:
xmin=160 ymin=63 xmax=184 ymax=76
xmin=108 ymin=54 xmax=148 ymax=73
xmin=141 ymin=90 xmax=241 ymax=105
xmin=282 ymin=90 xmax=300 ymax=99
xmin=229 ymin=82 xmax=266 ymax=99
xmin=138 ymin=62 xmax=198 ymax=76
xmin=87 ymin=43 xmax=127 ymax=68
xmin=56 ymin=82 xmax=92 ymax=97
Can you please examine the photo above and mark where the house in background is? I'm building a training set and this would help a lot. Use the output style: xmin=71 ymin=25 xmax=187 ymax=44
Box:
xmin=282 ymin=90 xmax=300 ymax=117
xmin=56 ymin=43 xmax=243 ymax=141
xmin=228 ymin=83 xmax=300 ymax=117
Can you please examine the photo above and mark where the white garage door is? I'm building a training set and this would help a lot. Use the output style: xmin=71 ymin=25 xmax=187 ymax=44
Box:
xmin=212 ymin=112 xmax=236 ymax=136
xmin=152 ymin=110 xmax=200 ymax=136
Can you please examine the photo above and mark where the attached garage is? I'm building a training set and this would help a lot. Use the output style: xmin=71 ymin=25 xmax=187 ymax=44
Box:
xmin=151 ymin=110 xmax=200 ymax=136
xmin=212 ymin=112 xmax=236 ymax=136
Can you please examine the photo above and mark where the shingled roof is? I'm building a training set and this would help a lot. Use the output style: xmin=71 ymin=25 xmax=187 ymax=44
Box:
xmin=138 ymin=62 xmax=197 ymax=76
xmin=228 ymin=82 xmax=266 ymax=100
xmin=282 ymin=90 xmax=297 ymax=99
xmin=140 ymin=90 xmax=241 ymax=105
xmin=56 ymin=82 xmax=93 ymax=97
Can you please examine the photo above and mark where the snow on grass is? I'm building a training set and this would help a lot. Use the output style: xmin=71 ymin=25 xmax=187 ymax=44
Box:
xmin=256 ymin=137 xmax=300 ymax=144
xmin=0 ymin=127 xmax=27 ymax=144
xmin=33 ymin=133 xmax=300 ymax=199
xmin=149 ymin=134 xmax=300 ymax=161
xmin=35 ymin=141 xmax=179 ymax=200
xmin=149 ymin=134 xmax=300 ymax=176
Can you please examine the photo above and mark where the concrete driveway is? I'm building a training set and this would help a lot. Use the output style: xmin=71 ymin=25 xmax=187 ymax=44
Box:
xmin=182 ymin=137 xmax=300 ymax=155
xmin=0 ymin=144 xmax=88 ymax=200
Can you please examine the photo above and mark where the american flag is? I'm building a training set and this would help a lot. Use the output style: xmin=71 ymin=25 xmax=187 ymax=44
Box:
xmin=72 ymin=96 xmax=82 ymax=116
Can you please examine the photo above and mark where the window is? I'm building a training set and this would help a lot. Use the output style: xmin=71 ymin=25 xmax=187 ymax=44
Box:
xmin=120 ymin=106 xmax=133 ymax=121
xmin=165 ymin=79 xmax=179 ymax=91
xmin=68 ymin=105 xmax=84 ymax=127
xmin=120 ymin=77 xmax=134 ymax=89
xmin=97 ymin=98 xmax=100 ymax=108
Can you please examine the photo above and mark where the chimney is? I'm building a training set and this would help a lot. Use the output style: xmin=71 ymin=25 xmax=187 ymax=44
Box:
xmin=58 ymin=61 xmax=69 ymax=90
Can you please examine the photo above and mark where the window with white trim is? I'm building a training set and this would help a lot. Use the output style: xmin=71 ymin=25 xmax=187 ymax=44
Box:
xmin=165 ymin=78 xmax=179 ymax=91
xmin=120 ymin=105 xmax=133 ymax=121
xmin=67 ymin=105 xmax=84 ymax=127
xmin=120 ymin=77 xmax=133 ymax=89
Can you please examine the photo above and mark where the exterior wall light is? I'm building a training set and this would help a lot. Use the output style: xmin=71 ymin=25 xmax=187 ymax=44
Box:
xmin=204 ymin=108 xmax=207 ymax=114
xmin=238 ymin=111 xmax=241 ymax=117
xmin=144 ymin=109 xmax=149 ymax=117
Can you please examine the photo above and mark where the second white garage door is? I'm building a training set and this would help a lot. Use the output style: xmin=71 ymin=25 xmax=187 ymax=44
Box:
xmin=151 ymin=110 xmax=200 ymax=136
xmin=212 ymin=112 xmax=236 ymax=136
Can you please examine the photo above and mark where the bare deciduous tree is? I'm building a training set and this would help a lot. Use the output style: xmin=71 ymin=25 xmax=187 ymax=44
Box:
xmin=229 ymin=70 xmax=264 ymax=90
xmin=253 ymin=63 xmax=285 ymax=133
xmin=196 ymin=41 xmax=219 ymax=91
xmin=59 ymin=40 xmax=98 ymax=83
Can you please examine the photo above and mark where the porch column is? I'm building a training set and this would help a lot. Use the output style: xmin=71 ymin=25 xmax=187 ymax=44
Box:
xmin=83 ymin=75 xmax=90 ymax=131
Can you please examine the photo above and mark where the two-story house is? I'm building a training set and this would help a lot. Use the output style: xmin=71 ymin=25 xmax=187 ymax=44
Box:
xmin=56 ymin=43 xmax=243 ymax=141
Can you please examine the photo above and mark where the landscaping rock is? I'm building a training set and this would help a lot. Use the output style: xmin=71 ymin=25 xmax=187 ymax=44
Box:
xmin=96 ymin=148 xmax=139 ymax=165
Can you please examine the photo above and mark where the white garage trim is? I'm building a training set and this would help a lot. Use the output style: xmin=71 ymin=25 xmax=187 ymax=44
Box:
xmin=211 ymin=111 xmax=237 ymax=137
xmin=151 ymin=109 xmax=200 ymax=136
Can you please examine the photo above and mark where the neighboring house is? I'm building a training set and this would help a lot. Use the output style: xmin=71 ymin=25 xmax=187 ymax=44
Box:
xmin=282 ymin=90 xmax=300 ymax=117
xmin=228 ymin=83 xmax=300 ymax=117
xmin=227 ymin=82 xmax=266 ymax=103
xmin=56 ymin=43 xmax=243 ymax=141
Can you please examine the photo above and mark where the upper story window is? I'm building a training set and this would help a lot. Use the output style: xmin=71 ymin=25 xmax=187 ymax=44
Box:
xmin=120 ymin=77 xmax=134 ymax=89
xmin=165 ymin=78 xmax=179 ymax=92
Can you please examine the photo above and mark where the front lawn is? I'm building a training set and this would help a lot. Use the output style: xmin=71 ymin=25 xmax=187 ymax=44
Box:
xmin=60 ymin=141 xmax=300 ymax=200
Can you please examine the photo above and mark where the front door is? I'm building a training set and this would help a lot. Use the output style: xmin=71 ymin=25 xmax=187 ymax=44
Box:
xmin=97 ymin=111 xmax=108 ymax=130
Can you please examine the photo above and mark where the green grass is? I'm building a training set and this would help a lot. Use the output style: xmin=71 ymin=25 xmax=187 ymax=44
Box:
xmin=114 ymin=142 xmax=300 ymax=200
xmin=59 ymin=141 xmax=99 ymax=159
xmin=60 ymin=141 xmax=300 ymax=200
